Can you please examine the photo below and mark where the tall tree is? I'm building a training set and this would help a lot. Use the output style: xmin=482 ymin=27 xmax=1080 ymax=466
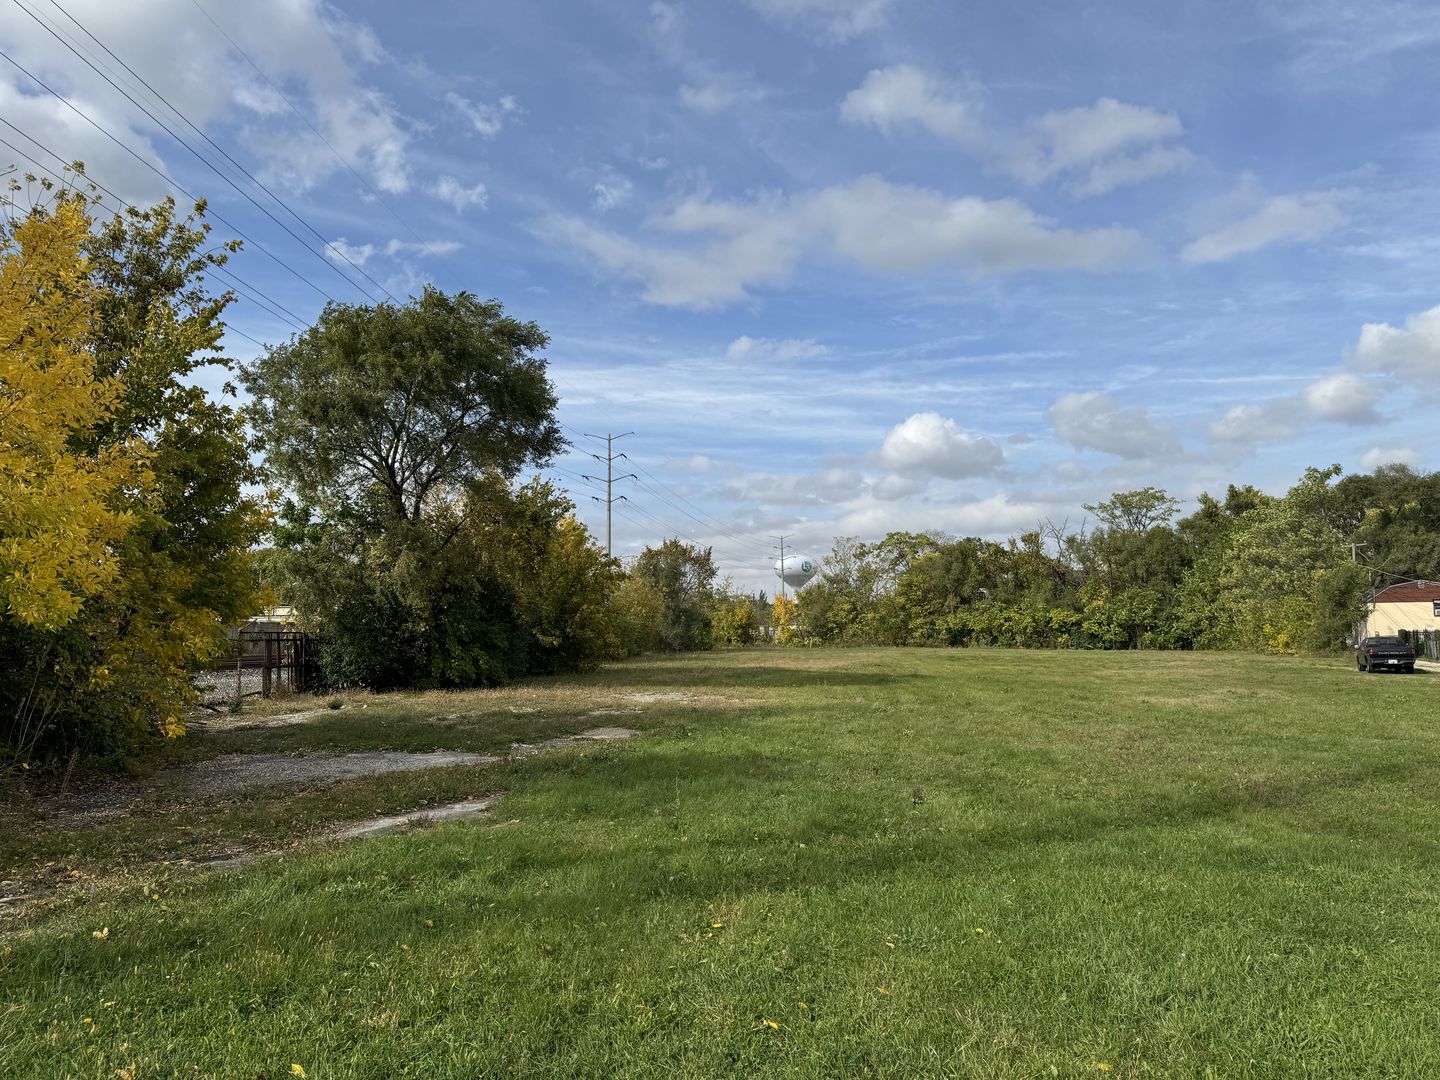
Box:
xmin=1175 ymin=466 xmax=1366 ymax=652
xmin=0 ymin=191 xmax=142 ymax=632
xmin=3 ymin=185 xmax=260 ymax=761
xmin=245 ymin=290 xmax=572 ymax=688
xmin=80 ymin=197 xmax=268 ymax=741
xmin=632 ymin=540 xmax=718 ymax=651
xmin=242 ymin=287 xmax=562 ymax=527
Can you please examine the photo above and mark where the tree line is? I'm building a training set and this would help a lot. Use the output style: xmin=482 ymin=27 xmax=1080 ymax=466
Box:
xmin=793 ymin=466 xmax=1437 ymax=653
xmin=2 ymin=178 xmax=1432 ymax=768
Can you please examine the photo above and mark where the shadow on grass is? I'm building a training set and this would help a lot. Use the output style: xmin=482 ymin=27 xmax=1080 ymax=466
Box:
xmin=601 ymin=662 xmax=932 ymax=690
xmin=460 ymin=742 xmax=1438 ymax=913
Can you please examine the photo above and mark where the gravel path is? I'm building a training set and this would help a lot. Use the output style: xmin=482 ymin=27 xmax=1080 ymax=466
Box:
xmin=189 ymin=750 xmax=500 ymax=796
xmin=35 ymin=728 xmax=638 ymax=824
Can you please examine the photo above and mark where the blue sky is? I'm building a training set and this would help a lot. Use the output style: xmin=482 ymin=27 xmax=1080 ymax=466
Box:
xmin=4 ymin=0 xmax=1440 ymax=589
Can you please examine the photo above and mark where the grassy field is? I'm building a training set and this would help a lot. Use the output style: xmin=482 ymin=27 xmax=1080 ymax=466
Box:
xmin=3 ymin=648 xmax=1439 ymax=1078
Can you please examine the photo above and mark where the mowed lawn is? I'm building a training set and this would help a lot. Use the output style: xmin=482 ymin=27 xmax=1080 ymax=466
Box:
xmin=4 ymin=649 xmax=1440 ymax=1078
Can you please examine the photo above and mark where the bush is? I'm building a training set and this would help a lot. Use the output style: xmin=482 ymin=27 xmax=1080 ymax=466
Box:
xmin=712 ymin=598 xmax=760 ymax=646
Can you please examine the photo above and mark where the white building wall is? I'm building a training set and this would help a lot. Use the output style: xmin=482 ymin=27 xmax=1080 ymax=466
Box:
xmin=1366 ymin=600 xmax=1440 ymax=636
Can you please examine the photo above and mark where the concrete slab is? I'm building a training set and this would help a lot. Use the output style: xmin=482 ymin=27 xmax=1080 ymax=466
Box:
xmin=331 ymin=797 xmax=502 ymax=840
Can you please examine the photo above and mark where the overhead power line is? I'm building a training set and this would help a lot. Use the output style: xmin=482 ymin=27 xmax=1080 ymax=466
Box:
xmin=186 ymin=0 xmax=461 ymax=283
xmin=0 ymin=47 xmax=344 ymax=305
xmin=613 ymin=502 xmax=763 ymax=567
xmin=40 ymin=0 xmax=399 ymax=303
xmin=11 ymin=0 xmax=394 ymax=304
xmin=772 ymin=535 xmax=792 ymax=602
xmin=558 ymin=424 xmax=773 ymax=557
xmin=0 ymin=117 xmax=311 ymax=337
xmin=629 ymin=472 xmax=772 ymax=557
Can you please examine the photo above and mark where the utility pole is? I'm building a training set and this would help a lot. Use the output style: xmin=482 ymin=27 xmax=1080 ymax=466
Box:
xmin=771 ymin=534 xmax=792 ymax=604
xmin=583 ymin=431 xmax=636 ymax=557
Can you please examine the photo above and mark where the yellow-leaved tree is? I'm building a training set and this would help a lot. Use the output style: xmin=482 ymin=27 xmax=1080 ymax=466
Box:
xmin=0 ymin=193 xmax=145 ymax=631
xmin=773 ymin=594 xmax=800 ymax=645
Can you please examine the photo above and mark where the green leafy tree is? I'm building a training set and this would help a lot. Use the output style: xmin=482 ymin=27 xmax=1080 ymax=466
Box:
xmin=486 ymin=480 xmax=622 ymax=674
xmin=711 ymin=584 xmax=766 ymax=650
xmin=1331 ymin=464 xmax=1440 ymax=583
xmin=245 ymin=290 xmax=573 ymax=688
xmin=4 ymin=187 xmax=265 ymax=762
xmin=632 ymin=539 xmax=717 ymax=651
xmin=608 ymin=575 xmax=666 ymax=656
xmin=242 ymin=287 xmax=562 ymax=527
xmin=1175 ymin=466 xmax=1366 ymax=652
xmin=79 ymin=197 xmax=267 ymax=741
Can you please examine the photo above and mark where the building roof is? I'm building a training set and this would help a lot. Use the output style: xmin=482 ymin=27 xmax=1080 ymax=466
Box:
xmin=1369 ymin=581 xmax=1440 ymax=604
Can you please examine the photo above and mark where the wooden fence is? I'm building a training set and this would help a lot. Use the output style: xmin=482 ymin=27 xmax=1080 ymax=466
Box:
xmin=1397 ymin=628 xmax=1440 ymax=660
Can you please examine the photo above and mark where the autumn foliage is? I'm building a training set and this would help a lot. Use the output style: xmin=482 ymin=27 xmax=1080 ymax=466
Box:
xmin=0 ymin=197 xmax=144 ymax=631
xmin=2 ymin=181 xmax=264 ymax=765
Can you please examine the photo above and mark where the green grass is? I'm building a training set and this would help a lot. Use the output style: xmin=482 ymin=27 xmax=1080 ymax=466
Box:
xmin=3 ymin=649 xmax=1440 ymax=1078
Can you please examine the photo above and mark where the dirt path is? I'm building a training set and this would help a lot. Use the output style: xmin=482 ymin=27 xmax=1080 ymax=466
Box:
xmin=33 ymin=727 xmax=639 ymax=826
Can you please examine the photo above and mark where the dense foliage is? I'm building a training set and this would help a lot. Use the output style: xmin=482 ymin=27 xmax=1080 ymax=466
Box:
xmin=795 ymin=466 xmax=1396 ymax=653
xmin=2 ymin=185 xmax=264 ymax=766
xmin=242 ymin=291 xmax=628 ymax=689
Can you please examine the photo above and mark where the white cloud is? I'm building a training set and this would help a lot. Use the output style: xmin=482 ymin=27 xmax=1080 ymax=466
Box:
xmin=665 ymin=454 xmax=716 ymax=472
xmin=1026 ymin=99 xmax=1181 ymax=175
xmin=591 ymin=168 xmax=634 ymax=211
xmin=1069 ymin=145 xmax=1197 ymax=197
xmin=650 ymin=1 xmax=682 ymax=43
xmin=444 ymin=91 xmax=519 ymax=137
xmin=1269 ymin=0 xmax=1440 ymax=75
xmin=835 ymin=491 xmax=1062 ymax=540
xmin=840 ymin=65 xmax=983 ymax=146
xmin=727 ymin=468 xmax=866 ymax=506
xmin=679 ymin=79 xmax=767 ymax=113
xmin=878 ymin=412 xmax=1006 ymax=479
xmin=872 ymin=473 xmax=928 ymax=501
xmin=324 ymin=237 xmax=377 ymax=266
xmin=325 ymin=237 xmax=461 ymax=267
xmin=725 ymin=336 xmax=828 ymax=361
xmin=0 ymin=0 xmax=412 ymax=199
xmin=539 ymin=176 xmax=1143 ymax=308
xmin=1007 ymin=98 xmax=1188 ymax=193
xmin=745 ymin=0 xmax=895 ymax=39
xmin=839 ymin=74 xmax=1191 ymax=197
xmin=1209 ymin=402 xmax=1293 ymax=444
xmin=1182 ymin=192 xmax=1344 ymax=263
xmin=1360 ymin=446 xmax=1421 ymax=471
xmin=1300 ymin=373 xmax=1380 ymax=424
xmin=1049 ymin=392 xmax=1179 ymax=459
xmin=1208 ymin=372 xmax=1381 ymax=446
xmin=430 ymin=176 xmax=488 ymax=212
xmin=1353 ymin=304 xmax=1440 ymax=378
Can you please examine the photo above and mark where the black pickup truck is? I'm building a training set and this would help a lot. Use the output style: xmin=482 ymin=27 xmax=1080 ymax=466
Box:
xmin=1356 ymin=636 xmax=1417 ymax=673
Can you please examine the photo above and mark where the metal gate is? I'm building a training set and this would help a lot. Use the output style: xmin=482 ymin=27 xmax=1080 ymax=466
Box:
xmin=212 ymin=630 xmax=314 ymax=700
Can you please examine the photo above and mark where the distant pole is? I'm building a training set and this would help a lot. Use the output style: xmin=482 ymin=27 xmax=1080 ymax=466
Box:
xmin=583 ymin=431 xmax=636 ymax=557
xmin=771 ymin=534 xmax=792 ymax=604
